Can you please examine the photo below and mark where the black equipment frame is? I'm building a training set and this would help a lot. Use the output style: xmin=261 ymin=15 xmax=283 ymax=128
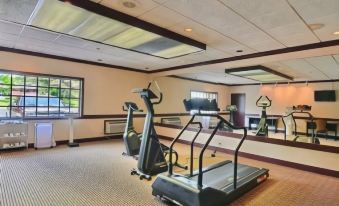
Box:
xmin=168 ymin=113 xmax=247 ymax=189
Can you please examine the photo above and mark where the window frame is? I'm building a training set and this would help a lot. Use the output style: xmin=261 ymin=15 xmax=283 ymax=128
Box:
xmin=190 ymin=90 xmax=218 ymax=102
xmin=0 ymin=69 xmax=84 ymax=119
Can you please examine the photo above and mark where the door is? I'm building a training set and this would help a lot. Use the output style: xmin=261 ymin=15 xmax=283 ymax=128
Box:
xmin=231 ymin=93 xmax=246 ymax=127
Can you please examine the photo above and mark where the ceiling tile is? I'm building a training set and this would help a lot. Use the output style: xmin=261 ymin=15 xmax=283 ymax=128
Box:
xmin=187 ymin=47 xmax=230 ymax=62
xmin=288 ymin=0 xmax=339 ymax=41
xmin=54 ymin=35 xmax=88 ymax=48
xmin=263 ymin=62 xmax=301 ymax=79
xmin=220 ymin=0 xmax=319 ymax=46
xmin=152 ymin=0 xmax=167 ymax=4
xmin=0 ymin=39 xmax=15 ymax=48
xmin=305 ymin=56 xmax=339 ymax=78
xmin=99 ymin=0 xmax=160 ymax=17
xmin=139 ymin=6 xmax=184 ymax=28
xmin=0 ymin=32 xmax=18 ymax=42
xmin=0 ymin=0 xmax=38 ymax=24
xmin=21 ymin=26 xmax=59 ymax=41
xmin=162 ymin=16 xmax=254 ymax=55
xmin=178 ymin=71 xmax=257 ymax=84
xmin=164 ymin=0 xmax=283 ymax=51
xmin=0 ymin=20 xmax=23 ymax=35
xmin=334 ymin=55 xmax=339 ymax=64
xmin=280 ymin=59 xmax=328 ymax=80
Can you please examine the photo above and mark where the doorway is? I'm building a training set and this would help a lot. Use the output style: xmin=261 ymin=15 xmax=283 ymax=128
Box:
xmin=231 ymin=93 xmax=246 ymax=127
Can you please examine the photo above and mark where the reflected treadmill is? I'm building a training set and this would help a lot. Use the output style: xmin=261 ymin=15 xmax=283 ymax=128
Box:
xmin=152 ymin=110 xmax=269 ymax=206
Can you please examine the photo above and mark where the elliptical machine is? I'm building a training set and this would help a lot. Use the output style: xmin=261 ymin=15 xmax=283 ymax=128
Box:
xmin=131 ymin=81 xmax=187 ymax=180
xmin=255 ymin=96 xmax=272 ymax=136
xmin=122 ymin=102 xmax=143 ymax=157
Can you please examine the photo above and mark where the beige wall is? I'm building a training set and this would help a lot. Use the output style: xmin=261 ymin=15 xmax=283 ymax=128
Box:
xmin=0 ymin=52 xmax=149 ymax=142
xmin=229 ymin=83 xmax=339 ymax=118
xmin=152 ymin=76 xmax=229 ymax=114
xmin=0 ymin=52 xmax=229 ymax=142
xmin=229 ymin=83 xmax=339 ymax=131
xmin=0 ymin=52 xmax=148 ymax=115
xmin=151 ymin=76 xmax=229 ymax=125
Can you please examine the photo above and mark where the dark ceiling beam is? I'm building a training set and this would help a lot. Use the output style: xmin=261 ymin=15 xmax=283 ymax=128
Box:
xmin=60 ymin=0 xmax=206 ymax=51
xmin=149 ymin=39 xmax=339 ymax=73
xmin=169 ymin=75 xmax=231 ymax=86
xmin=2 ymin=46 xmax=339 ymax=86
xmin=0 ymin=46 xmax=149 ymax=73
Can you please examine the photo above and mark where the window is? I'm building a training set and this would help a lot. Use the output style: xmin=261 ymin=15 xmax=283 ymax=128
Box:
xmin=190 ymin=90 xmax=218 ymax=101
xmin=0 ymin=71 xmax=83 ymax=118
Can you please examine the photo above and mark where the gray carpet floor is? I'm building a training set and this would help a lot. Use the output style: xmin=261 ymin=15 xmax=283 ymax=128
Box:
xmin=1 ymin=139 xmax=339 ymax=206
xmin=0 ymin=140 xmax=165 ymax=206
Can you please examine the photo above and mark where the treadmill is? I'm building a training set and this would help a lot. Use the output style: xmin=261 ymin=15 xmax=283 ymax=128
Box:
xmin=152 ymin=99 xmax=269 ymax=206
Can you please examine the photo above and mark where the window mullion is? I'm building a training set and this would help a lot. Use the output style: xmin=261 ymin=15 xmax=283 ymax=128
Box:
xmin=58 ymin=79 xmax=61 ymax=117
xmin=47 ymin=77 xmax=50 ymax=117
xmin=23 ymin=75 xmax=26 ymax=118
xmin=9 ymin=74 xmax=13 ymax=118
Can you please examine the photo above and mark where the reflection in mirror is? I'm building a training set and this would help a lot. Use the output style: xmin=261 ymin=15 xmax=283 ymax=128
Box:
xmin=238 ymin=54 xmax=339 ymax=148
xmin=282 ymin=106 xmax=320 ymax=144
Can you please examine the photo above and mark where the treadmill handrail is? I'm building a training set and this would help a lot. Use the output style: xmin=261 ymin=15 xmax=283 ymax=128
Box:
xmin=168 ymin=113 xmax=248 ymax=190
xmin=168 ymin=115 xmax=195 ymax=175
xmin=189 ymin=122 xmax=203 ymax=176
xmin=282 ymin=111 xmax=315 ymax=143
xmin=197 ymin=120 xmax=223 ymax=188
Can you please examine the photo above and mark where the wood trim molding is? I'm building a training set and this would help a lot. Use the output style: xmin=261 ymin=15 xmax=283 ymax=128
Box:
xmin=25 ymin=133 xmax=338 ymax=178
xmin=0 ymin=46 xmax=148 ymax=73
xmin=158 ymin=134 xmax=339 ymax=178
xmin=171 ymin=76 xmax=339 ymax=87
xmin=169 ymin=75 xmax=231 ymax=86
xmin=245 ymin=113 xmax=339 ymax=122
xmin=27 ymin=135 xmax=122 ymax=148
xmin=155 ymin=123 xmax=339 ymax=154
xmin=228 ymin=78 xmax=339 ymax=86
xmin=4 ymin=112 xmax=229 ymax=121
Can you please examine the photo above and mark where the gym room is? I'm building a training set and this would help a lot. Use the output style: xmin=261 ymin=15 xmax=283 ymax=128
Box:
xmin=0 ymin=0 xmax=338 ymax=205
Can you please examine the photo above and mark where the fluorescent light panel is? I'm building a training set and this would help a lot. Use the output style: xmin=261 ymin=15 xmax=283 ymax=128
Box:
xmin=226 ymin=66 xmax=292 ymax=82
xmin=28 ymin=0 xmax=204 ymax=58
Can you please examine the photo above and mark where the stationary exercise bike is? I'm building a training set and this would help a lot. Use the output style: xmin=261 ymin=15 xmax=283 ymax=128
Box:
xmin=131 ymin=81 xmax=187 ymax=180
xmin=122 ymin=102 xmax=143 ymax=158
xmin=255 ymin=96 xmax=272 ymax=136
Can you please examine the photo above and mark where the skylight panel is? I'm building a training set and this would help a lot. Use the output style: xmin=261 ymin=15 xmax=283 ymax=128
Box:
xmin=26 ymin=0 xmax=206 ymax=58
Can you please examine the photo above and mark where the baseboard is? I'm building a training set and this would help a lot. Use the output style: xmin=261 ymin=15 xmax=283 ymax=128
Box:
xmin=28 ymin=135 xmax=123 ymax=148
xmin=158 ymin=135 xmax=339 ymax=178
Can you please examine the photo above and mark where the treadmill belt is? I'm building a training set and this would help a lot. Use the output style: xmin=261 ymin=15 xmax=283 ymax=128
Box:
xmin=190 ymin=163 xmax=260 ymax=189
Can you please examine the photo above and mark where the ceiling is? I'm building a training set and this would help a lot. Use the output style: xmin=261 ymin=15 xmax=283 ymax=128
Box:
xmin=0 ymin=0 xmax=339 ymax=84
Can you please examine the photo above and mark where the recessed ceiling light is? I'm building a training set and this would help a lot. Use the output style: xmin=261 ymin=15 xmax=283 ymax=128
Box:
xmin=122 ymin=1 xmax=137 ymax=8
xmin=185 ymin=28 xmax=193 ymax=32
xmin=333 ymin=31 xmax=339 ymax=35
xmin=308 ymin=23 xmax=324 ymax=30
xmin=236 ymin=50 xmax=243 ymax=53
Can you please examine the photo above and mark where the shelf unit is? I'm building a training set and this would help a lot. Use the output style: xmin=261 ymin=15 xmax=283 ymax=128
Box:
xmin=0 ymin=121 xmax=28 ymax=150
